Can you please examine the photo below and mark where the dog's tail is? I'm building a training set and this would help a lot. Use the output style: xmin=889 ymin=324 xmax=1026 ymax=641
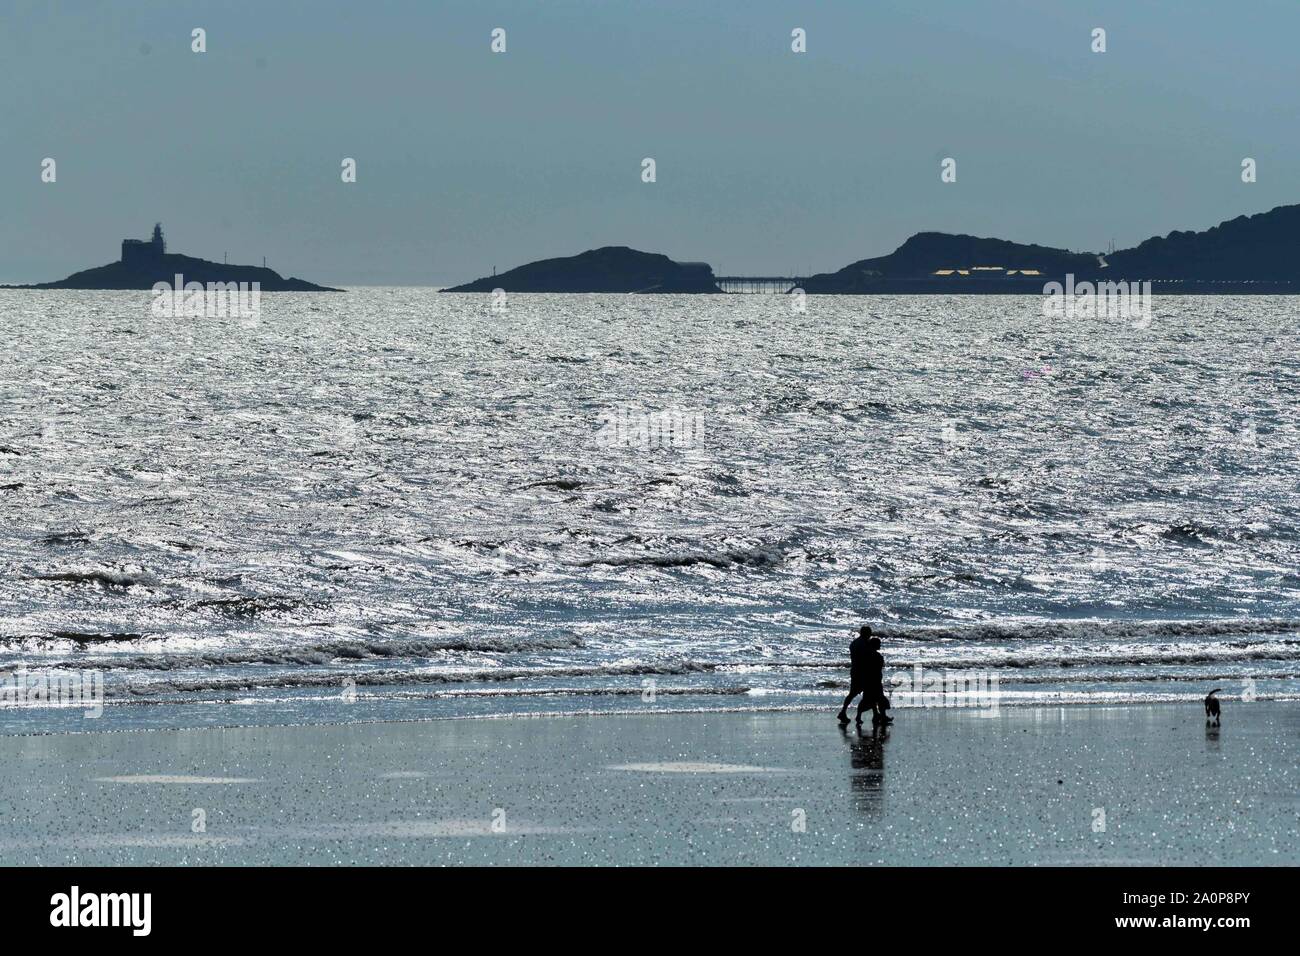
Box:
xmin=1207 ymin=688 xmax=1222 ymax=698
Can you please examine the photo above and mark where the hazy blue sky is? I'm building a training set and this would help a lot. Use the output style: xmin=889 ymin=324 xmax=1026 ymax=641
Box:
xmin=4 ymin=0 xmax=1298 ymax=285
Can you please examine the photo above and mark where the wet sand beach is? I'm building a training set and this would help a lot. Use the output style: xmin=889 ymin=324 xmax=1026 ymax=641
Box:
xmin=1 ymin=701 xmax=1295 ymax=866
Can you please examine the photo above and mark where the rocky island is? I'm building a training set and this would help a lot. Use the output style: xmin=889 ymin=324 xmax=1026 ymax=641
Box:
xmin=7 ymin=224 xmax=341 ymax=292
xmin=442 ymin=246 xmax=719 ymax=293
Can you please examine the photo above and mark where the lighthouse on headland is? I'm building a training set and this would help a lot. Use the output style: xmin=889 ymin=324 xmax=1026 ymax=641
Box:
xmin=121 ymin=223 xmax=166 ymax=265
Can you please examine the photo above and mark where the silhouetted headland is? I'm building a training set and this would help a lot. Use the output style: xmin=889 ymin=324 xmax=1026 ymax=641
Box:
xmin=801 ymin=204 xmax=1300 ymax=294
xmin=442 ymin=203 xmax=1300 ymax=294
xmin=442 ymin=246 xmax=719 ymax=293
xmin=6 ymin=224 xmax=341 ymax=292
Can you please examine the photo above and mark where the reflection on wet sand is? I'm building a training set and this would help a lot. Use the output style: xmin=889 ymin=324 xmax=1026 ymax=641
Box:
xmin=1205 ymin=723 xmax=1221 ymax=752
xmin=840 ymin=723 xmax=887 ymax=814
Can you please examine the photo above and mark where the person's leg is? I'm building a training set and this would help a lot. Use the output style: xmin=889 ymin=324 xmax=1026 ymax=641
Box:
xmin=861 ymin=687 xmax=877 ymax=724
xmin=855 ymin=689 xmax=869 ymax=723
xmin=836 ymin=689 xmax=856 ymax=721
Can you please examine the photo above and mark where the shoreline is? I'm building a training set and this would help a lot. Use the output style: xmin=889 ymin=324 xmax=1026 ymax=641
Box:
xmin=4 ymin=687 xmax=1297 ymax=739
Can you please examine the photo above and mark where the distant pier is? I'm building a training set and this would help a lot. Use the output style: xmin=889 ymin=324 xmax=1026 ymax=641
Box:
xmin=714 ymin=276 xmax=803 ymax=294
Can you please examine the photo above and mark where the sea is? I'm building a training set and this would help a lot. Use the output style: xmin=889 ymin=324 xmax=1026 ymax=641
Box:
xmin=2 ymin=289 xmax=1298 ymax=733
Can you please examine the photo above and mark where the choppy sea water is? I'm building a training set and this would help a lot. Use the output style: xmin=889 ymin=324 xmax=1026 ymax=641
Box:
xmin=2 ymin=289 xmax=1298 ymax=732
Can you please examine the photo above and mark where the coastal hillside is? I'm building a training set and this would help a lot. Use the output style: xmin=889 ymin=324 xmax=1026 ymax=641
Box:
xmin=442 ymin=246 xmax=719 ymax=293
xmin=800 ymin=233 xmax=1100 ymax=293
xmin=801 ymin=203 xmax=1300 ymax=292
xmin=1105 ymin=203 xmax=1300 ymax=279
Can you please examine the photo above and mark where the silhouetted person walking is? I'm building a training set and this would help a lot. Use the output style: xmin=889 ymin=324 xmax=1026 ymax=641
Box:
xmin=866 ymin=636 xmax=891 ymax=726
xmin=837 ymin=625 xmax=874 ymax=724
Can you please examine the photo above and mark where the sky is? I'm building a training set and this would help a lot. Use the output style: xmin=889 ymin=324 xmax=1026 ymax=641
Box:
xmin=3 ymin=0 xmax=1299 ymax=285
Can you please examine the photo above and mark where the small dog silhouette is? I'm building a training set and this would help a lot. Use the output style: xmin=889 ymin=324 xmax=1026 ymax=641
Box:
xmin=1204 ymin=688 xmax=1222 ymax=726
